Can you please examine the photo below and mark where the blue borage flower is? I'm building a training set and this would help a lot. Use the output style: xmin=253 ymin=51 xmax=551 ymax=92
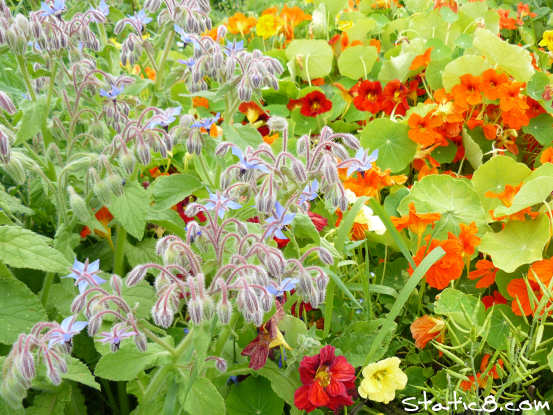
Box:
xmin=47 ymin=316 xmax=88 ymax=348
xmin=131 ymin=10 xmax=152 ymax=30
xmin=98 ymin=325 xmax=137 ymax=351
xmin=89 ymin=0 xmax=109 ymax=17
xmin=63 ymin=258 xmax=105 ymax=294
xmin=40 ymin=0 xmax=65 ymax=17
xmin=204 ymin=190 xmax=241 ymax=219
xmin=265 ymin=202 xmax=295 ymax=240
xmin=147 ymin=106 xmax=181 ymax=129
xmin=231 ymin=146 xmax=269 ymax=173
xmin=191 ymin=112 xmax=220 ymax=129
xmin=177 ymin=58 xmax=196 ymax=68
xmin=224 ymin=40 xmax=244 ymax=56
xmin=266 ymin=277 xmax=299 ymax=296
xmin=298 ymin=179 xmax=319 ymax=204
xmin=346 ymin=148 xmax=379 ymax=177
xmin=99 ymin=85 xmax=123 ymax=99
xmin=174 ymin=24 xmax=199 ymax=48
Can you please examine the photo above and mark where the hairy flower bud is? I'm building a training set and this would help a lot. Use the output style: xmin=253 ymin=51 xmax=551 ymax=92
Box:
xmin=3 ymin=157 xmax=25 ymax=184
xmin=93 ymin=180 xmax=112 ymax=205
xmin=135 ymin=140 xmax=151 ymax=165
xmin=188 ymin=298 xmax=203 ymax=325
xmin=216 ymin=299 xmax=232 ymax=325
xmin=126 ymin=265 xmax=148 ymax=286
xmin=267 ymin=116 xmax=287 ymax=132
xmin=0 ymin=90 xmax=15 ymax=114
xmin=106 ymin=174 xmax=124 ymax=197
xmin=318 ymin=248 xmax=333 ymax=265
xmin=152 ymin=301 xmax=174 ymax=328
xmin=0 ymin=130 xmax=11 ymax=163
xmin=71 ymin=293 xmax=86 ymax=313
xmin=18 ymin=352 xmax=35 ymax=381
xmin=134 ymin=331 xmax=147 ymax=352
xmin=68 ymin=186 xmax=90 ymax=223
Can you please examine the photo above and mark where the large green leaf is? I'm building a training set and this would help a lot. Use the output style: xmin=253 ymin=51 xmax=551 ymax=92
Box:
xmin=63 ymin=357 xmax=101 ymax=390
xmin=286 ymin=40 xmax=333 ymax=81
xmin=0 ymin=275 xmax=47 ymax=344
xmin=462 ymin=127 xmax=483 ymax=170
xmin=471 ymin=155 xmax=531 ymax=214
xmin=487 ymin=304 xmax=527 ymax=351
xmin=108 ymin=182 xmax=150 ymax=240
xmin=148 ymin=174 xmax=203 ymax=210
xmin=15 ymin=96 xmax=47 ymax=145
xmin=473 ymin=28 xmax=534 ymax=82
xmin=479 ymin=214 xmax=550 ymax=273
xmin=337 ymin=45 xmax=378 ymax=80
xmin=0 ymin=225 xmax=71 ymax=273
xmin=183 ymin=378 xmax=225 ymax=415
xmin=442 ymin=55 xmax=491 ymax=91
xmin=226 ymin=376 xmax=284 ymax=415
xmin=434 ymin=288 xmax=485 ymax=329
xmin=360 ymin=118 xmax=416 ymax=173
xmin=94 ymin=344 xmax=169 ymax=381
xmin=522 ymin=113 xmax=553 ymax=146
xmin=397 ymin=175 xmax=487 ymax=238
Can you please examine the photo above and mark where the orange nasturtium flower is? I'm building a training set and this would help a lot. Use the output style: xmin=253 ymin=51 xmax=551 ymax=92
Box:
xmin=468 ymin=259 xmax=498 ymax=288
xmin=391 ymin=202 xmax=441 ymax=245
xmin=410 ymin=315 xmax=445 ymax=349
xmin=458 ymin=222 xmax=480 ymax=257
xmin=484 ymin=183 xmax=522 ymax=208
xmin=81 ymin=206 xmax=115 ymax=247
xmin=227 ymin=12 xmax=257 ymax=35
xmin=408 ymin=234 xmax=464 ymax=290
xmin=409 ymin=47 xmax=432 ymax=71
xmin=529 ymin=257 xmax=553 ymax=286
xmin=407 ymin=111 xmax=445 ymax=149
xmin=451 ymin=74 xmax=482 ymax=108
xmin=341 ymin=166 xmax=407 ymax=199
xmin=507 ymin=278 xmax=542 ymax=316
xmin=540 ymin=147 xmax=553 ymax=164
xmin=192 ymin=96 xmax=209 ymax=109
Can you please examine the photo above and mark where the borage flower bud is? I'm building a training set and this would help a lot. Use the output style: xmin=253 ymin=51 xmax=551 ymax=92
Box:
xmin=216 ymin=300 xmax=232 ymax=325
xmin=187 ymin=298 xmax=203 ymax=325
xmin=318 ymin=248 xmax=334 ymax=265
xmin=135 ymin=140 xmax=151 ymax=165
xmin=93 ymin=180 xmax=112 ymax=205
xmin=70 ymin=293 xmax=86 ymax=313
xmin=0 ymin=91 xmax=15 ymax=114
xmin=0 ymin=130 xmax=11 ymax=163
xmin=4 ymin=157 xmax=26 ymax=184
xmin=126 ymin=265 xmax=148 ymax=286
xmin=17 ymin=352 xmax=35 ymax=381
xmin=238 ymin=78 xmax=252 ymax=102
xmin=152 ymin=301 xmax=174 ymax=328
xmin=134 ymin=331 xmax=147 ymax=352
xmin=267 ymin=116 xmax=287 ymax=132
xmin=68 ymin=186 xmax=90 ymax=223
xmin=260 ymin=292 xmax=273 ymax=313
xmin=291 ymin=158 xmax=307 ymax=182
xmin=87 ymin=315 xmax=102 ymax=336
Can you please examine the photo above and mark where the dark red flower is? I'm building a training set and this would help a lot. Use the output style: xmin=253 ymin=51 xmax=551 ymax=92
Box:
xmin=297 ymin=91 xmax=332 ymax=117
xmin=294 ymin=345 xmax=355 ymax=413
xmin=351 ymin=80 xmax=382 ymax=113
xmin=308 ymin=211 xmax=328 ymax=232
xmin=175 ymin=196 xmax=206 ymax=224
xmin=381 ymin=80 xmax=409 ymax=116
xmin=482 ymin=290 xmax=508 ymax=309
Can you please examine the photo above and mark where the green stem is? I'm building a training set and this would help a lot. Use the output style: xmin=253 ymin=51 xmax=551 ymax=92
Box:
xmin=40 ymin=272 xmax=55 ymax=306
xmin=154 ymin=30 xmax=175 ymax=92
xmin=143 ymin=365 xmax=172 ymax=403
xmin=140 ymin=326 xmax=177 ymax=356
xmin=113 ymin=225 xmax=127 ymax=276
xmin=117 ymin=382 xmax=129 ymax=415
xmin=16 ymin=55 xmax=36 ymax=101
xmin=46 ymin=60 xmax=58 ymax=114
xmin=100 ymin=378 xmax=119 ymax=415
xmin=214 ymin=312 xmax=239 ymax=356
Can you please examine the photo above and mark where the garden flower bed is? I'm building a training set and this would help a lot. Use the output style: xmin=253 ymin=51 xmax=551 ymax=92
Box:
xmin=1 ymin=0 xmax=553 ymax=413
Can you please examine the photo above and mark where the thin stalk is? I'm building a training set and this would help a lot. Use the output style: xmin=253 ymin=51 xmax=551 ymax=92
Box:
xmin=40 ymin=272 xmax=55 ymax=306
xmin=154 ymin=30 xmax=175 ymax=91
xmin=117 ymin=382 xmax=129 ymax=415
xmin=100 ymin=378 xmax=119 ymax=415
xmin=16 ymin=55 xmax=36 ymax=101
xmin=214 ymin=312 xmax=239 ymax=356
xmin=113 ymin=225 xmax=127 ymax=276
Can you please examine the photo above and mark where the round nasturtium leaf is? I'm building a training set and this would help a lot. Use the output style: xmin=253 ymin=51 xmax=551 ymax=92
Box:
xmin=494 ymin=176 xmax=553 ymax=217
xmin=226 ymin=376 xmax=284 ymax=415
xmin=522 ymin=113 xmax=553 ymax=146
xmin=442 ymin=55 xmax=491 ymax=91
xmin=471 ymin=155 xmax=531 ymax=214
xmin=337 ymin=45 xmax=378 ymax=80
xmin=479 ymin=214 xmax=550 ymax=273
xmin=397 ymin=174 xmax=487 ymax=239
xmin=285 ymin=40 xmax=333 ymax=81
xmin=360 ymin=118 xmax=416 ymax=173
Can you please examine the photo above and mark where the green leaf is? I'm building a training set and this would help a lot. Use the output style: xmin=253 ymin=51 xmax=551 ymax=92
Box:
xmin=479 ymin=214 xmax=550 ymax=273
xmin=278 ymin=314 xmax=307 ymax=349
xmin=94 ymin=344 xmax=169 ymax=381
xmin=364 ymin=247 xmax=445 ymax=364
xmin=121 ymin=281 xmax=156 ymax=320
xmin=286 ymin=40 xmax=334 ymax=81
xmin=15 ymin=96 xmax=47 ymax=145
xmin=526 ymin=72 xmax=550 ymax=102
xmin=326 ymin=269 xmax=362 ymax=308
xmin=292 ymin=213 xmax=320 ymax=244
xmin=522 ymin=113 xmax=553 ymax=146
xmin=487 ymin=304 xmax=526 ymax=351
xmin=223 ymin=123 xmax=262 ymax=149
xmin=494 ymin=176 xmax=553 ymax=216
xmin=0 ymin=225 xmax=71 ymax=273
xmin=360 ymin=118 xmax=416 ymax=173
xmin=397 ymin=175 xmax=487 ymax=239
xmin=337 ymin=45 xmax=378 ymax=80
xmin=148 ymin=173 xmax=203 ymax=210
xmin=314 ymin=0 xmax=347 ymax=17
xmin=183 ymin=378 xmax=225 ymax=415
xmin=257 ymin=361 xmax=301 ymax=406
xmin=63 ymin=357 xmax=101 ymax=391
xmin=462 ymin=127 xmax=483 ymax=169
xmin=26 ymin=383 xmax=71 ymax=415
xmin=108 ymin=183 xmax=150 ymax=240
xmin=0 ymin=276 xmax=47 ymax=344
xmin=473 ymin=28 xmax=534 ymax=82
xmin=442 ymin=55 xmax=491 ymax=91
xmin=226 ymin=376 xmax=284 ymax=415
xmin=434 ymin=288 xmax=485 ymax=328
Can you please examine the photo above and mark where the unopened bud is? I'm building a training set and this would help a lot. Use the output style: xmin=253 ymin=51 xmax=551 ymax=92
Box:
xmin=318 ymin=248 xmax=333 ymax=265
xmin=106 ymin=174 xmax=124 ymax=197
xmin=0 ymin=130 xmax=10 ymax=163
xmin=135 ymin=140 xmax=151 ymax=165
xmin=260 ymin=292 xmax=272 ymax=313
xmin=214 ymin=357 xmax=227 ymax=372
xmin=126 ymin=265 xmax=148 ymax=286
xmin=68 ymin=186 xmax=90 ymax=223
xmin=93 ymin=180 xmax=112 ymax=205
xmin=18 ymin=352 xmax=35 ymax=381
xmin=188 ymin=298 xmax=203 ymax=325
xmin=267 ymin=116 xmax=287 ymax=132
xmin=46 ymin=367 xmax=61 ymax=385
xmin=216 ymin=300 xmax=232 ymax=325
xmin=134 ymin=332 xmax=147 ymax=352
xmin=4 ymin=157 xmax=25 ymax=183
xmin=0 ymin=90 xmax=15 ymax=114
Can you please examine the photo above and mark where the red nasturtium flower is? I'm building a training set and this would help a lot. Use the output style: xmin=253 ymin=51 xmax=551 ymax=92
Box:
xmin=409 ymin=234 xmax=464 ymax=290
xmin=410 ymin=315 xmax=445 ymax=349
xmin=294 ymin=345 xmax=355 ymax=413
xmin=350 ymin=80 xmax=382 ymax=114
xmin=381 ymin=80 xmax=409 ymax=116
xmin=482 ymin=290 xmax=508 ymax=309
xmin=468 ymin=259 xmax=498 ymax=288
xmin=299 ymin=91 xmax=332 ymax=117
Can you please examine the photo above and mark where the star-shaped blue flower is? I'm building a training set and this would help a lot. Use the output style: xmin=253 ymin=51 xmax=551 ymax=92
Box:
xmin=266 ymin=277 xmax=299 ymax=297
xmin=204 ymin=191 xmax=241 ymax=219
xmin=347 ymin=148 xmax=378 ymax=177
xmin=224 ymin=40 xmax=244 ymax=56
xmin=174 ymin=24 xmax=198 ymax=48
xmin=148 ymin=106 xmax=181 ymax=129
xmin=90 ymin=0 xmax=109 ymax=16
xmin=98 ymin=325 xmax=137 ymax=348
xmin=99 ymin=85 xmax=123 ymax=100
xmin=191 ymin=113 xmax=220 ymax=129
xmin=231 ymin=146 xmax=269 ymax=173
xmin=177 ymin=58 xmax=196 ymax=68
xmin=40 ymin=0 xmax=65 ymax=16
xmin=63 ymin=258 xmax=105 ymax=294
xmin=266 ymin=202 xmax=295 ymax=240
xmin=298 ymin=179 xmax=319 ymax=204
xmin=48 ymin=316 xmax=88 ymax=348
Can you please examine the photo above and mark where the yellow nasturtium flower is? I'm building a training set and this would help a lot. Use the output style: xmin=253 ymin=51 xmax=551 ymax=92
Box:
xmin=539 ymin=30 xmax=553 ymax=50
xmin=358 ymin=357 xmax=408 ymax=404
xmin=256 ymin=14 xmax=282 ymax=39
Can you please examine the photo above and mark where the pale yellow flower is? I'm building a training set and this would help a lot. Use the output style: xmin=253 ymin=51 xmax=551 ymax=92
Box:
xmin=358 ymin=357 xmax=408 ymax=404
xmin=256 ymin=14 xmax=282 ymax=39
xmin=539 ymin=30 xmax=553 ymax=51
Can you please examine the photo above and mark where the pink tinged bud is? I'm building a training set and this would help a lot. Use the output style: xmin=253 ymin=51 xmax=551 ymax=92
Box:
xmin=0 ymin=91 xmax=15 ymax=114
xmin=188 ymin=298 xmax=203 ymax=325
xmin=318 ymin=248 xmax=333 ymax=265
xmin=214 ymin=357 xmax=227 ymax=373
xmin=0 ymin=130 xmax=10 ymax=164
xmin=110 ymin=274 xmax=123 ymax=295
xmin=18 ymin=352 xmax=35 ymax=381
xmin=88 ymin=315 xmax=102 ymax=336
xmin=291 ymin=159 xmax=307 ymax=182
xmin=71 ymin=294 xmax=86 ymax=313
xmin=152 ymin=299 xmax=174 ymax=328
xmin=260 ymin=292 xmax=272 ymax=313
xmin=134 ymin=332 xmax=147 ymax=352
xmin=216 ymin=300 xmax=232 ymax=325
xmin=126 ymin=265 xmax=148 ymax=286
